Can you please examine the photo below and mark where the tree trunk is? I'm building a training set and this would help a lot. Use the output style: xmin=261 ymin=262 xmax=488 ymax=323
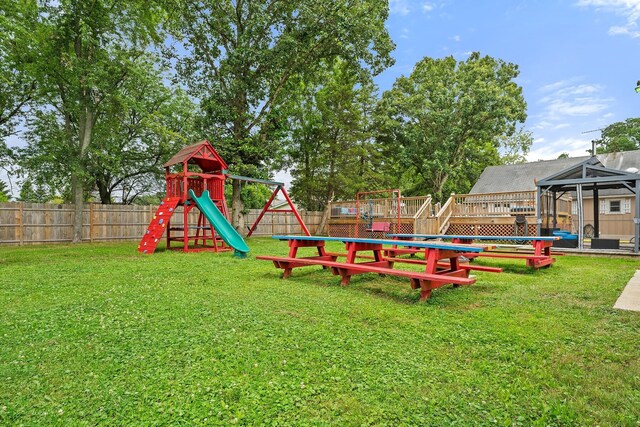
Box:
xmin=71 ymin=172 xmax=84 ymax=242
xmin=231 ymin=178 xmax=246 ymax=236
xmin=96 ymin=179 xmax=111 ymax=204
xmin=71 ymin=107 xmax=94 ymax=242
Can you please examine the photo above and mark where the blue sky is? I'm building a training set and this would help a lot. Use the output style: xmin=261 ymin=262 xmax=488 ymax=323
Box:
xmin=378 ymin=0 xmax=640 ymax=160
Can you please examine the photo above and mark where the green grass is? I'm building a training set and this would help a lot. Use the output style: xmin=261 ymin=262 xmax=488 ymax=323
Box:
xmin=1 ymin=239 xmax=639 ymax=426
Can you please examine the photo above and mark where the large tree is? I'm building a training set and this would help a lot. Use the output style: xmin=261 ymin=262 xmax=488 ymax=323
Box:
xmin=377 ymin=53 xmax=529 ymax=202
xmin=595 ymin=118 xmax=640 ymax=153
xmin=286 ymin=59 xmax=388 ymax=210
xmin=168 ymin=0 xmax=394 ymax=230
xmin=18 ymin=57 xmax=196 ymax=204
xmin=87 ymin=57 xmax=197 ymax=204
xmin=4 ymin=0 xmax=164 ymax=241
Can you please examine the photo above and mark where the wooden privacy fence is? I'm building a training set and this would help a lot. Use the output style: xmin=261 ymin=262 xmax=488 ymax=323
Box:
xmin=0 ymin=202 xmax=324 ymax=245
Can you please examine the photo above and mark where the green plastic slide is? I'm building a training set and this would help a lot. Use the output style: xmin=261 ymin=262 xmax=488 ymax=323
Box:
xmin=188 ymin=189 xmax=250 ymax=258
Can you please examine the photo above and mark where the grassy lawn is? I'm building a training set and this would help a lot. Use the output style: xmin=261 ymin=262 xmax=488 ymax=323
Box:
xmin=1 ymin=238 xmax=639 ymax=426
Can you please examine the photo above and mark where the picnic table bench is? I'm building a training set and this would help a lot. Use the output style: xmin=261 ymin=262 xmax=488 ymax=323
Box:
xmin=386 ymin=234 xmax=561 ymax=269
xmin=256 ymin=235 xmax=499 ymax=301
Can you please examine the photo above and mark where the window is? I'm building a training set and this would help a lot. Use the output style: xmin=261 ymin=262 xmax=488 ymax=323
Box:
xmin=609 ymin=200 xmax=621 ymax=213
xmin=599 ymin=199 xmax=631 ymax=214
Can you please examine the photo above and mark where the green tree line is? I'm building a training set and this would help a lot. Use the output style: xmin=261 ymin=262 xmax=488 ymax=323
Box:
xmin=1 ymin=0 xmax=549 ymax=241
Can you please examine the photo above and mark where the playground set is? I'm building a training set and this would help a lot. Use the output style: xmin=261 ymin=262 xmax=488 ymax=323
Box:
xmin=138 ymin=140 xmax=309 ymax=257
xmin=136 ymin=142 xmax=561 ymax=300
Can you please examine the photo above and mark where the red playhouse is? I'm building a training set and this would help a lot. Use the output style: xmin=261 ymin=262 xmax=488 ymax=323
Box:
xmin=138 ymin=140 xmax=308 ymax=257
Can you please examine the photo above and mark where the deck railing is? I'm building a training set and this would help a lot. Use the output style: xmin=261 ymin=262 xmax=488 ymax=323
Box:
xmin=328 ymin=191 xmax=573 ymax=236
xmin=452 ymin=191 xmax=537 ymax=217
xmin=329 ymin=196 xmax=431 ymax=219
xmin=449 ymin=191 xmax=571 ymax=219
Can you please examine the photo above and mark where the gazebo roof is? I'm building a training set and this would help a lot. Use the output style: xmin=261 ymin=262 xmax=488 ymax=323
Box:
xmin=536 ymin=156 xmax=640 ymax=254
xmin=163 ymin=140 xmax=228 ymax=172
xmin=537 ymin=156 xmax=640 ymax=192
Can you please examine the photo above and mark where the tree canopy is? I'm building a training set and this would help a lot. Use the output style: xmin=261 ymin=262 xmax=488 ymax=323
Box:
xmin=286 ymin=59 xmax=389 ymax=210
xmin=167 ymin=0 xmax=395 ymax=228
xmin=595 ymin=118 xmax=640 ymax=153
xmin=376 ymin=52 xmax=529 ymax=202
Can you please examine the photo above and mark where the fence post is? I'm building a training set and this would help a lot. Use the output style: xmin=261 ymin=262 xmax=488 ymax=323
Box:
xmin=89 ymin=203 xmax=95 ymax=243
xmin=16 ymin=202 xmax=24 ymax=246
xmin=285 ymin=210 xmax=290 ymax=235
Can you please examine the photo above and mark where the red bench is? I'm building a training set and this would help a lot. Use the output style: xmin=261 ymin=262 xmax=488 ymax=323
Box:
xmin=257 ymin=255 xmax=475 ymax=301
xmin=256 ymin=235 xmax=492 ymax=301
xmin=330 ymin=252 xmax=502 ymax=274
xmin=366 ymin=222 xmax=391 ymax=234
xmin=387 ymin=234 xmax=561 ymax=269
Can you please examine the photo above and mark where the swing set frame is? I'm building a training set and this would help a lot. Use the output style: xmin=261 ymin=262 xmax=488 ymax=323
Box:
xmin=227 ymin=174 xmax=310 ymax=237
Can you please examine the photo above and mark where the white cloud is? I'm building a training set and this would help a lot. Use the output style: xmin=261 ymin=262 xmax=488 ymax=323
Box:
xmin=452 ymin=35 xmax=461 ymax=42
xmin=535 ymin=79 xmax=612 ymax=124
xmin=539 ymin=79 xmax=574 ymax=92
xmin=540 ymin=82 xmax=602 ymax=98
xmin=576 ymin=0 xmax=640 ymax=38
xmin=389 ymin=0 xmax=411 ymax=15
xmin=423 ymin=2 xmax=435 ymax=13
xmin=526 ymin=137 xmax=592 ymax=161
xmin=532 ymin=120 xmax=553 ymax=130
xmin=399 ymin=28 xmax=410 ymax=39
xmin=546 ymin=99 xmax=609 ymax=116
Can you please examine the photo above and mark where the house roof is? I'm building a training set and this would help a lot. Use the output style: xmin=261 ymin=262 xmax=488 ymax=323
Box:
xmin=596 ymin=150 xmax=640 ymax=173
xmin=164 ymin=140 xmax=228 ymax=172
xmin=470 ymin=149 xmax=640 ymax=195
xmin=470 ymin=156 xmax=591 ymax=193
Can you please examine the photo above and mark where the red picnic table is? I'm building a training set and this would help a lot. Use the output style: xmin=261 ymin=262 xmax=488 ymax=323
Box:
xmin=256 ymin=235 xmax=501 ymax=301
xmin=386 ymin=234 xmax=561 ymax=269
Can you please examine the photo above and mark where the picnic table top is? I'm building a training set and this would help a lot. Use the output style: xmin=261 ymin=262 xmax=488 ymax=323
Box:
xmin=271 ymin=235 xmax=484 ymax=253
xmin=386 ymin=234 xmax=560 ymax=241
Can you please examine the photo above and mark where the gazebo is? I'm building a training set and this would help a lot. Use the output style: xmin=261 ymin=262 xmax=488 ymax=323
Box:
xmin=536 ymin=157 xmax=640 ymax=253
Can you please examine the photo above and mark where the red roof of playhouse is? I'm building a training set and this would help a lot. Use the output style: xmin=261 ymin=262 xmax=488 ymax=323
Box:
xmin=164 ymin=140 xmax=228 ymax=172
